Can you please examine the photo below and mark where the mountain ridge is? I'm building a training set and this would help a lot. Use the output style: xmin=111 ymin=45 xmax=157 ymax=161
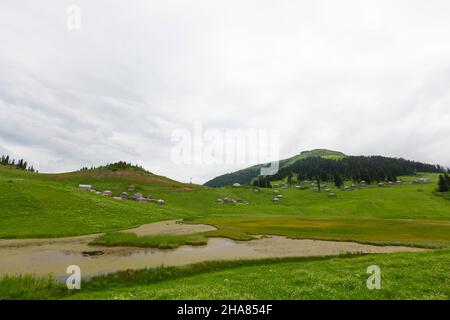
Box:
xmin=204 ymin=149 xmax=346 ymax=187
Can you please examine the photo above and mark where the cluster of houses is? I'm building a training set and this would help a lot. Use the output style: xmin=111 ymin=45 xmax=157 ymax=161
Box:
xmin=215 ymin=183 xmax=250 ymax=205
xmin=272 ymin=189 xmax=283 ymax=203
xmin=78 ymin=184 xmax=165 ymax=205
xmin=216 ymin=176 xmax=426 ymax=206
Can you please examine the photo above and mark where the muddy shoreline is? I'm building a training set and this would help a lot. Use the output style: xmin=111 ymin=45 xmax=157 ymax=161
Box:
xmin=0 ymin=220 xmax=425 ymax=278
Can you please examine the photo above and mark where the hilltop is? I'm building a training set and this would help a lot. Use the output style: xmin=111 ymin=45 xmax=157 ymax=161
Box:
xmin=204 ymin=149 xmax=346 ymax=187
xmin=47 ymin=161 xmax=184 ymax=187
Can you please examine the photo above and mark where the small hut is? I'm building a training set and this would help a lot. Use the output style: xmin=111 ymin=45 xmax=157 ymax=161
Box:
xmin=78 ymin=184 xmax=92 ymax=191
xmin=328 ymin=192 xmax=337 ymax=198
xmin=413 ymin=178 xmax=429 ymax=184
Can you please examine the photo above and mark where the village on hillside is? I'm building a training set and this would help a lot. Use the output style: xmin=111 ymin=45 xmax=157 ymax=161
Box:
xmin=78 ymin=184 xmax=165 ymax=205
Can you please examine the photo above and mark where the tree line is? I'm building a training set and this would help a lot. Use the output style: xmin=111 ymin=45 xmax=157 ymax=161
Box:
xmin=261 ymin=156 xmax=444 ymax=187
xmin=79 ymin=161 xmax=148 ymax=173
xmin=0 ymin=155 xmax=36 ymax=172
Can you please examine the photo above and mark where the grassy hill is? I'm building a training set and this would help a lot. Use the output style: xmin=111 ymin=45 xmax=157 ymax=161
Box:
xmin=0 ymin=163 xmax=192 ymax=238
xmin=204 ymin=149 xmax=346 ymax=187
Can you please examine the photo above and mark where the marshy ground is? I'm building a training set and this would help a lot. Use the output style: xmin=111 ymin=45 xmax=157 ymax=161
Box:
xmin=0 ymin=220 xmax=424 ymax=278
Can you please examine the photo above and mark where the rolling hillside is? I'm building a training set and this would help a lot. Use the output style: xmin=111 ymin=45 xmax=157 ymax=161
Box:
xmin=204 ymin=149 xmax=346 ymax=187
xmin=1 ymin=158 xmax=450 ymax=248
xmin=0 ymin=162 xmax=192 ymax=238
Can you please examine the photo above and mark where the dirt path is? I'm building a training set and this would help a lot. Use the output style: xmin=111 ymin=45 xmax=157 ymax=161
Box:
xmin=0 ymin=220 xmax=425 ymax=278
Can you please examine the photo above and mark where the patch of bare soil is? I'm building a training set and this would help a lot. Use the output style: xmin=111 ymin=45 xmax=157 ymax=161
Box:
xmin=125 ymin=220 xmax=217 ymax=236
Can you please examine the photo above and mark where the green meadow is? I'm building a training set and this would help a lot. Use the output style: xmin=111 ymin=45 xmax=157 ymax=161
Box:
xmin=1 ymin=165 xmax=450 ymax=299
xmin=2 ymin=166 xmax=450 ymax=248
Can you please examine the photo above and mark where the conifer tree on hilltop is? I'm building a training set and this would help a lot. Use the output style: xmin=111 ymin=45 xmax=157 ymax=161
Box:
xmin=0 ymin=154 xmax=36 ymax=172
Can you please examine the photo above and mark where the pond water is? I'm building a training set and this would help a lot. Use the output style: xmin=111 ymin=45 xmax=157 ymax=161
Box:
xmin=0 ymin=228 xmax=424 ymax=280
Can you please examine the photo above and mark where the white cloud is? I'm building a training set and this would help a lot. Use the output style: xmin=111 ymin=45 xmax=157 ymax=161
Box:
xmin=1 ymin=0 xmax=449 ymax=183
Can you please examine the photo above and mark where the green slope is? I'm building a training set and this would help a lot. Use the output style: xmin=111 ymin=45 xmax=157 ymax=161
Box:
xmin=204 ymin=149 xmax=346 ymax=187
xmin=0 ymin=165 xmax=190 ymax=238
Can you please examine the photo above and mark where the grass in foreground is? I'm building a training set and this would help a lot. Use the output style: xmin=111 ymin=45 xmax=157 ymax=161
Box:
xmin=90 ymin=232 xmax=208 ymax=249
xmin=1 ymin=249 xmax=449 ymax=300
xmin=0 ymin=275 xmax=69 ymax=300
xmin=69 ymin=249 xmax=450 ymax=300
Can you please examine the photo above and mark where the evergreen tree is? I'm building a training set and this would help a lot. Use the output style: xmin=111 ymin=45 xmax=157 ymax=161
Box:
xmin=334 ymin=173 xmax=344 ymax=188
xmin=438 ymin=175 xmax=449 ymax=192
xmin=0 ymin=155 xmax=36 ymax=171
xmin=287 ymin=172 xmax=293 ymax=188
xmin=445 ymin=173 xmax=450 ymax=186
xmin=258 ymin=176 xmax=267 ymax=188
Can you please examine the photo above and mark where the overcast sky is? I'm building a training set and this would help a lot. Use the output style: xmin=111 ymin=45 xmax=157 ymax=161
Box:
xmin=1 ymin=0 xmax=449 ymax=183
